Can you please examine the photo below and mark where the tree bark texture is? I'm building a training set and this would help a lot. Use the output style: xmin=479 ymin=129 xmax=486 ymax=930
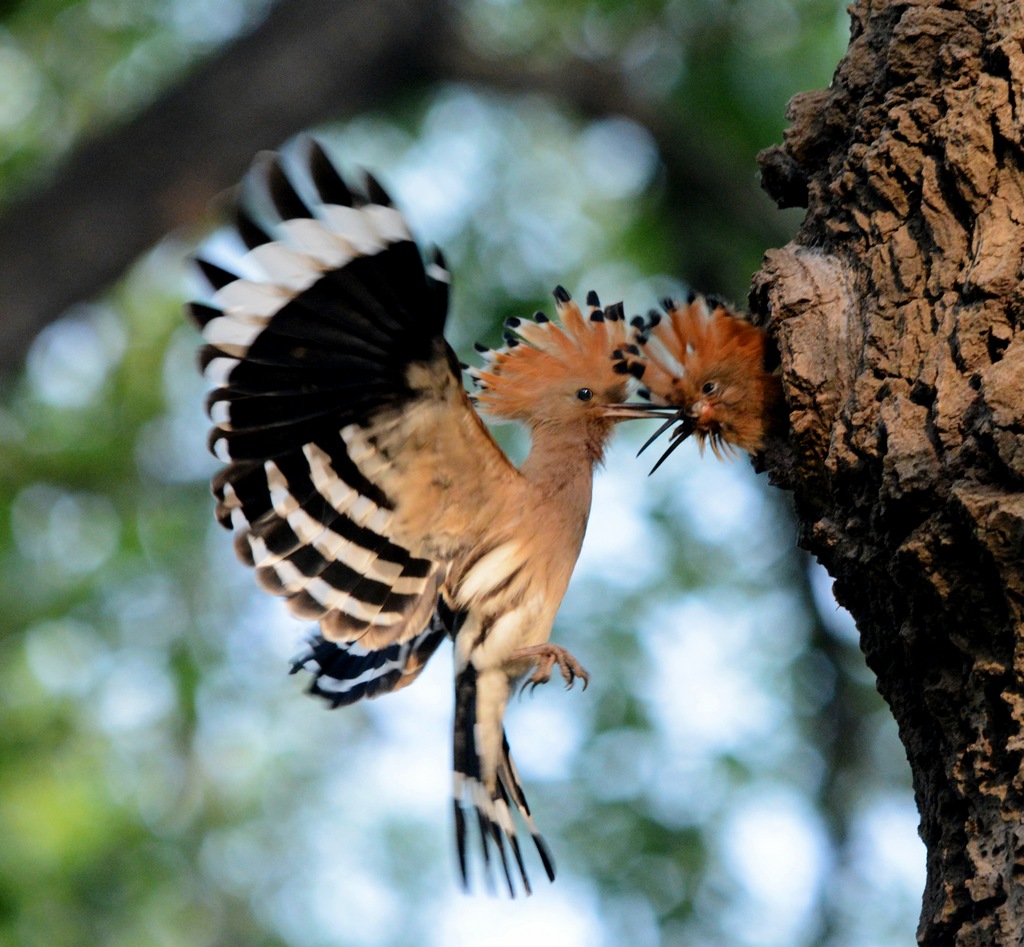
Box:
xmin=755 ymin=1 xmax=1024 ymax=943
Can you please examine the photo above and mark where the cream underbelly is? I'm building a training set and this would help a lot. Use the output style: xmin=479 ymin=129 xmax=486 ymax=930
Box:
xmin=454 ymin=596 xmax=559 ymax=677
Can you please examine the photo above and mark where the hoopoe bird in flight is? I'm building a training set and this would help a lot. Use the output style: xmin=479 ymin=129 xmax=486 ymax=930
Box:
xmin=613 ymin=295 xmax=784 ymax=471
xmin=188 ymin=139 xmax=671 ymax=896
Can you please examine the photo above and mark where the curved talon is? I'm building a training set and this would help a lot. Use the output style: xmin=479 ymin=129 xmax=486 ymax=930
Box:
xmin=513 ymin=643 xmax=590 ymax=694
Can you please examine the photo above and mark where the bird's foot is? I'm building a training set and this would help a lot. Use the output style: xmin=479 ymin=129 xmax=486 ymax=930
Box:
xmin=513 ymin=644 xmax=589 ymax=693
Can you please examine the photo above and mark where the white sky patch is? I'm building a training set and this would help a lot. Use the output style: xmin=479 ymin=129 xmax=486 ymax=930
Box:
xmin=849 ymin=793 xmax=926 ymax=898
xmin=195 ymin=700 xmax=282 ymax=791
xmin=368 ymin=643 xmax=453 ymax=729
xmin=24 ymin=618 xmax=108 ymax=697
xmin=91 ymin=649 xmax=176 ymax=734
xmin=506 ymin=697 xmax=585 ymax=782
xmin=507 ymin=200 xmax=597 ymax=282
xmin=809 ymin=558 xmax=860 ymax=644
xmin=597 ymin=891 xmax=663 ymax=947
xmin=643 ymin=597 xmax=789 ymax=757
xmin=165 ymin=0 xmax=263 ymax=45
xmin=288 ymin=862 xmax=401 ymax=947
xmin=817 ymin=792 xmax=926 ymax=946
xmin=231 ymin=592 xmax=311 ymax=663
xmin=577 ymin=117 xmax=659 ymax=200
xmin=0 ymin=39 xmax=42 ymax=129
xmin=665 ymin=447 xmax=768 ymax=545
xmin=433 ymin=881 xmax=604 ymax=947
xmin=136 ymin=409 xmax=220 ymax=484
xmin=356 ymin=656 xmax=454 ymax=818
xmin=576 ymin=444 xmax=666 ymax=585
xmin=136 ymin=325 xmax=220 ymax=483
xmin=574 ymin=260 xmax=647 ymax=308
xmin=321 ymin=90 xmax=502 ymax=247
xmin=718 ymin=786 xmax=830 ymax=947
xmin=395 ymin=127 xmax=498 ymax=240
xmin=579 ymin=726 xmax=657 ymax=803
xmin=200 ymin=824 xmax=270 ymax=896
xmin=107 ymin=739 xmax=190 ymax=832
xmin=646 ymin=755 xmax=733 ymax=827
xmin=315 ymin=874 xmax=400 ymax=947
xmin=26 ymin=304 xmax=126 ymax=408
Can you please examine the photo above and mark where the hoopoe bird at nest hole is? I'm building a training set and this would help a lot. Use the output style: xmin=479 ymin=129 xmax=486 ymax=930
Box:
xmin=613 ymin=294 xmax=784 ymax=471
xmin=188 ymin=139 xmax=673 ymax=896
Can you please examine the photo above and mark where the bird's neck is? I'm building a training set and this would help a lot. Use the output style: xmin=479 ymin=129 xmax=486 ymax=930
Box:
xmin=519 ymin=421 xmax=605 ymax=503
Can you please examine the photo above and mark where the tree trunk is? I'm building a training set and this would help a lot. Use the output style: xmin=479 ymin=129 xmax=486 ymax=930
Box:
xmin=754 ymin=1 xmax=1024 ymax=943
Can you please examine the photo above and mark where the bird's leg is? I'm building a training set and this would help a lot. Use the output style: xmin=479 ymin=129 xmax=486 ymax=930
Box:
xmin=513 ymin=644 xmax=590 ymax=692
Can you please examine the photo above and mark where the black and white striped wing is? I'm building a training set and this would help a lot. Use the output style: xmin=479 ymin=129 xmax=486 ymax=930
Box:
xmin=291 ymin=611 xmax=450 ymax=707
xmin=190 ymin=141 xmax=455 ymax=649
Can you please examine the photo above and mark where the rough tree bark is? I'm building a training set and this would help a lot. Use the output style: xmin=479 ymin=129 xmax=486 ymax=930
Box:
xmin=755 ymin=1 xmax=1024 ymax=943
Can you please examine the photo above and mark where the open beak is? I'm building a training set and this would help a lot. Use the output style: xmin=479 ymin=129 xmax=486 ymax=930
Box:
xmin=598 ymin=403 xmax=696 ymax=474
xmin=636 ymin=407 xmax=697 ymax=475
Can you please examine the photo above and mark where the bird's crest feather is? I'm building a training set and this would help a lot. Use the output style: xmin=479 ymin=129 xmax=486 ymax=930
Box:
xmin=466 ymin=287 xmax=632 ymax=421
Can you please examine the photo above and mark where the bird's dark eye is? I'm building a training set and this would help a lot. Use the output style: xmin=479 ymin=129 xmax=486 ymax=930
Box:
xmin=576 ymin=387 xmax=594 ymax=401
xmin=701 ymin=381 xmax=719 ymax=396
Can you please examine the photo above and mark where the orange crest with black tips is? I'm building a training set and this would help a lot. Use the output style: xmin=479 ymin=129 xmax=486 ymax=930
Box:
xmin=616 ymin=295 xmax=781 ymax=457
xmin=467 ymin=288 xmax=635 ymax=425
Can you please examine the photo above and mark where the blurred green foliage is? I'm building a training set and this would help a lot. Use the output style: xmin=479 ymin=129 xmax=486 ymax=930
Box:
xmin=0 ymin=0 xmax=273 ymax=199
xmin=0 ymin=2 xmax=924 ymax=946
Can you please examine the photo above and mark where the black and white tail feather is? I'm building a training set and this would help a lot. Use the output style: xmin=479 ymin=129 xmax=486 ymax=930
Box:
xmin=453 ymin=660 xmax=556 ymax=896
xmin=189 ymin=139 xmax=554 ymax=896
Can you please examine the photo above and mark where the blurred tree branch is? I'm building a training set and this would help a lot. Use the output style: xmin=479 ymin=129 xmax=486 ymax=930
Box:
xmin=0 ymin=0 xmax=442 ymax=377
xmin=0 ymin=0 xmax=784 ymax=378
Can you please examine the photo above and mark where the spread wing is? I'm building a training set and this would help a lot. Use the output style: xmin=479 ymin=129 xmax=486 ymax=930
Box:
xmin=189 ymin=140 xmax=518 ymax=648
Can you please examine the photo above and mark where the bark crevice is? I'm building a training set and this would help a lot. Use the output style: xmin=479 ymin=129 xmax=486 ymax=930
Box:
xmin=754 ymin=0 xmax=1024 ymax=942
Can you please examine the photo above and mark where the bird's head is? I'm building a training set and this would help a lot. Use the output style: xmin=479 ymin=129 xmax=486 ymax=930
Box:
xmin=615 ymin=295 xmax=776 ymax=464
xmin=467 ymin=287 xmax=668 ymax=440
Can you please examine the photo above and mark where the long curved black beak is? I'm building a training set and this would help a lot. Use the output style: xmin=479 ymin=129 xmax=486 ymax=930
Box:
xmin=637 ymin=408 xmax=696 ymax=475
